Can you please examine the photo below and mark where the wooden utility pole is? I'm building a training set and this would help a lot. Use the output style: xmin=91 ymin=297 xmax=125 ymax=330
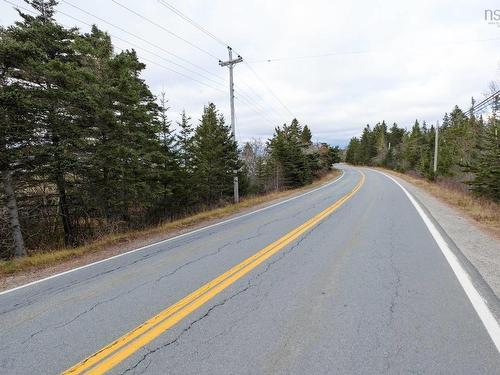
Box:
xmin=219 ymin=47 xmax=243 ymax=203
xmin=433 ymin=121 xmax=439 ymax=174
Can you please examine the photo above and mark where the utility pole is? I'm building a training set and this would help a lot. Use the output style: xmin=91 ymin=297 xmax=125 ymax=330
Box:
xmin=433 ymin=121 xmax=439 ymax=174
xmin=219 ymin=47 xmax=243 ymax=203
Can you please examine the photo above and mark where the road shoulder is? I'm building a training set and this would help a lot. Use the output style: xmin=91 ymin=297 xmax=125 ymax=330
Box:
xmin=383 ymin=171 xmax=500 ymax=300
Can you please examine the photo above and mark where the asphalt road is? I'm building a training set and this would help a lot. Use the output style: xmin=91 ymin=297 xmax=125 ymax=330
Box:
xmin=0 ymin=165 xmax=499 ymax=374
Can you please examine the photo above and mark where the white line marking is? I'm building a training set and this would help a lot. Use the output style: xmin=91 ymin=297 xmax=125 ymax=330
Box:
xmin=0 ymin=170 xmax=347 ymax=297
xmin=375 ymin=169 xmax=500 ymax=353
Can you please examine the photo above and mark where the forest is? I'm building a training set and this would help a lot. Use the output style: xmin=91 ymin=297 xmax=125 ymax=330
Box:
xmin=0 ymin=1 xmax=341 ymax=258
xmin=345 ymin=98 xmax=500 ymax=202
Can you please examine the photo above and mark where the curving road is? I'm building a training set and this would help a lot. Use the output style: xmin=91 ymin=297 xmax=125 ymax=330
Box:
xmin=0 ymin=165 xmax=499 ymax=374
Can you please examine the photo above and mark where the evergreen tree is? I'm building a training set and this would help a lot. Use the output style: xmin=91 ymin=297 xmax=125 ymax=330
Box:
xmin=9 ymin=2 xmax=87 ymax=245
xmin=176 ymin=110 xmax=194 ymax=169
xmin=175 ymin=110 xmax=195 ymax=210
xmin=0 ymin=17 xmax=40 ymax=256
xmin=301 ymin=125 xmax=312 ymax=145
xmin=154 ymin=91 xmax=178 ymax=219
xmin=345 ymin=137 xmax=361 ymax=165
xmin=359 ymin=125 xmax=376 ymax=164
xmin=467 ymin=117 xmax=500 ymax=201
xmin=371 ymin=121 xmax=388 ymax=166
xmin=191 ymin=103 xmax=240 ymax=205
xmin=268 ymin=119 xmax=311 ymax=188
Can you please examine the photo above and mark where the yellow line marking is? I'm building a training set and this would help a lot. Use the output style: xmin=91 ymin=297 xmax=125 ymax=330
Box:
xmin=62 ymin=171 xmax=365 ymax=375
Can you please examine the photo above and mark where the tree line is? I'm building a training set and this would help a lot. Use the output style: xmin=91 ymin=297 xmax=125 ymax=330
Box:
xmin=0 ymin=1 xmax=340 ymax=258
xmin=345 ymin=97 xmax=500 ymax=202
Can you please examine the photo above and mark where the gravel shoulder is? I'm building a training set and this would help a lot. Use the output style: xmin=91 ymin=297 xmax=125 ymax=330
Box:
xmin=386 ymin=172 xmax=500 ymax=299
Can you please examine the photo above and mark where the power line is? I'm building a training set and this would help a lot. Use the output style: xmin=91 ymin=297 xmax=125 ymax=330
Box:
xmin=157 ymin=0 xmax=228 ymax=48
xmin=116 ymin=39 xmax=227 ymax=90
xmin=249 ymin=50 xmax=371 ymax=63
xmin=3 ymin=0 xmax=36 ymax=15
xmin=466 ymin=89 xmax=500 ymax=117
xmin=5 ymin=0 xmax=227 ymax=93
xmin=472 ymin=90 xmax=500 ymax=113
xmin=248 ymin=37 xmax=500 ymax=64
xmin=234 ymin=88 xmax=283 ymax=124
xmin=60 ymin=0 xmax=226 ymax=84
xmin=132 ymin=55 xmax=226 ymax=93
xmin=234 ymin=92 xmax=279 ymax=128
xmin=472 ymin=89 xmax=500 ymax=109
xmin=111 ymin=0 xmax=222 ymax=61
xmin=10 ymin=0 xmax=296 ymax=127
xmin=242 ymin=61 xmax=295 ymax=119
xmin=54 ymin=9 xmax=226 ymax=93
xmin=236 ymin=78 xmax=282 ymax=118
xmin=154 ymin=0 xmax=295 ymax=122
xmin=235 ymin=81 xmax=286 ymax=122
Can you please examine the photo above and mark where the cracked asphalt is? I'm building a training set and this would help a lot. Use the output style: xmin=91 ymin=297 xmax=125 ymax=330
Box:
xmin=0 ymin=166 xmax=499 ymax=374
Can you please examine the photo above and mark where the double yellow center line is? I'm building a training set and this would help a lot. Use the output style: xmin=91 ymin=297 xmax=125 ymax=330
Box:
xmin=63 ymin=171 xmax=365 ymax=374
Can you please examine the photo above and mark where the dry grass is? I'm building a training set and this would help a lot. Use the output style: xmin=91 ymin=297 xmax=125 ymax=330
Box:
xmin=380 ymin=168 xmax=500 ymax=238
xmin=0 ymin=170 xmax=341 ymax=276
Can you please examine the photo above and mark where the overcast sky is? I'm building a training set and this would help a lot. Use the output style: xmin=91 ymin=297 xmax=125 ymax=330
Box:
xmin=2 ymin=0 xmax=500 ymax=146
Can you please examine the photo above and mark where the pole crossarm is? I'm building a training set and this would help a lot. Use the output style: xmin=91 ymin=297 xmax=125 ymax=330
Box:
xmin=219 ymin=56 xmax=243 ymax=67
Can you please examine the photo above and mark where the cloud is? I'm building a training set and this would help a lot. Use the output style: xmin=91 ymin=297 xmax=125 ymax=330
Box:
xmin=2 ymin=0 xmax=499 ymax=145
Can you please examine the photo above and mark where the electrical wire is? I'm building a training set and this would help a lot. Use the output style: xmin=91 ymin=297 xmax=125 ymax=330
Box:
xmin=234 ymin=93 xmax=279 ymax=128
xmin=60 ymin=0 xmax=226 ymax=84
xmin=133 ymin=55 xmax=226 ymax=93
xmin=4 ymin=0 xmax=227 ymax=93
xmin=154 ymin=0 xmax=295 ymax=122
xmin=234 ymin=88 xmax=284 ymax=124
xmin=248 ymin=37 xmax=500 ymax=64
xmin=111 ymin=0 xmax=222 ymax=61
xmin=242 ymin=61 xmax=295 ymax=119
xmin=157 ymin=0 xmax=228 ymax=48
xmin=475 ymin=92 xmax=500 ymax=113
xmin=235 ymin=79 xmax=286 ymax=121
xmin=466 ymin=89 xmax=500 ymax=117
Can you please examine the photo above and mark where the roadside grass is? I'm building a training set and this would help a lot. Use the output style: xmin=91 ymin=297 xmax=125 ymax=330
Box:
xmin=0 ymin=170 xmax=341 ymax=276
xmin=379 ymin=168 xmax=500 ymax=238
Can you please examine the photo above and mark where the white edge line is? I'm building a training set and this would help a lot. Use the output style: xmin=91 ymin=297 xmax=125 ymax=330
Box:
xmin=374 ymin=169 xmax=500 ymax=353
xmin=0 ymin=170 xmax=347 ymax=297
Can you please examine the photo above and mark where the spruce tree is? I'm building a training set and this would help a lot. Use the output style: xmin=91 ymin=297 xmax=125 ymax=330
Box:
xmin=467 ymin=118 xmax=500 ymax=201
xmin=176 ymin=110 xmax=194 ymax=170
xmin=8 ymin=1 xmax=85 ymax=246
xmin=191 ymin=103 xmax=240 ymax=205
xmin=301 ymin=125 xmax=312 ymax=145
xmin=173 ymin=110 xmax=195 ymax=210
xmin=154 ymin=91 xmax=178 ymax=219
